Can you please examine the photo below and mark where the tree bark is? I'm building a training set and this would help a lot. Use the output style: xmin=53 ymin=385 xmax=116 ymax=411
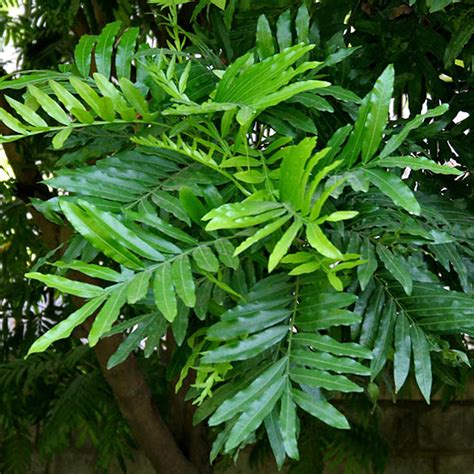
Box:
xmin=94 ymin=334 xmax=199 ymax=474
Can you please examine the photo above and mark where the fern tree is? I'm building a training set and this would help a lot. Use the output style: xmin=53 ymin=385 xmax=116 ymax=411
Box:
xmin=0 ymin=0 xmax=472 ymax=472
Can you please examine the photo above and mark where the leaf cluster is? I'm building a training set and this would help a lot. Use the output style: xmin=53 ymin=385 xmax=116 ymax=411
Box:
xmin=0 ymin=0 xmax=472 ymax=470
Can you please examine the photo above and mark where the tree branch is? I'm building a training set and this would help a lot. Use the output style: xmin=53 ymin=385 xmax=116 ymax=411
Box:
xmin=0 ymin=103 xmax=200 ymax=473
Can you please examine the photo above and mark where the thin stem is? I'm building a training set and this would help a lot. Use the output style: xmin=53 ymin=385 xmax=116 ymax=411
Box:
xmin=285 ymin=277 xmax=300 ymax=373
xmin=374 ymin=275 xmax=416 ymax=326
xmin=103 ymin=234 xmax=247 ymax=299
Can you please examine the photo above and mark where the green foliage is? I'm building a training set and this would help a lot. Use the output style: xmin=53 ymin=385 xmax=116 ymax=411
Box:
xmin=0 ymin=348 xmax=135 ymax=474
xmin=0 ymin=0 xmax=472 ymax=471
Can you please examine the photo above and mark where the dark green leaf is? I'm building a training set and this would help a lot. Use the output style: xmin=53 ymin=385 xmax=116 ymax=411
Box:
xmin=202 ymin=325 xmax=288 ymax=363
xmin=279 ymin=383 xmax=299 ymax=460
xmin=276 ymin=10 xmax=292 ymax=51
xmin=107 ymin=320 xmax=149 ymax=369
xmin=195 ymin=280 xmax=213 ymax=320
xmin=364 ymin=169 xmax=421 ymax=215
xmin=292 ymin=333 xmax=373 ymax=359
xmin=292 ymin=388 xmax=350 ymax=429
xmin=61 ymin=200 xmax=164 ymax=265
xmin=410 ymin=324 xmax=432 ymax=403
xmin=370 ymin=300 xmax=395 ymax=379
xmin=318 ymin=86 xmax=361 ymax=104
xmin=152 ymin=191 xmax=191 ymax=226
xmin=128 ymin=209 xmax=196 ymax=245
xmin=361 ymin=64 xmax=394 ymax=162
xmin=380 ymin=105 xmax=449 ymax=158
xmin=207 ymin=307 xmax=290 ymax=340
xmin=264 ymin=410 xmax=286 ymax=469
xmin=225 ymin=377 xmax=285 ymax=451
xmin=377 ymin=245 xmax=412 ymax=295
xmin=357 ymin=238 xmax=377 ymax=290
xmin=214 ymin=240 xmax=239 ymax=270
xmin=256 ymin=15 xmax=275 ymax=60
xmin=288 ymin=92 xmax=334 ymax=112
xmin=444 ymin=22 xmax=474 ymax=66
xmin=95 ymin=21 xmax=121 ymax=78
xmin=393 ymin=286 xmax=472 ymax=334
xmin=144 ymin=316 xmax=168 ymax=358
xmin=297 ymin=309 xmax=360 ymax=330
xmin=292 ymin=349 xmax=370 ymax=376
xmin=394 ymin=312 xmax=411 ymax=392
xmin=432 ymin=243 xmax=471 ymax=293
xmin=209 ymin=358 xmax=287 ymax=425
xmin=172 ymin=303 xmax=189 ymax=346
xmin=104 ymin=313 xmax=154 ymax=337
xmin=290 ymin=366 xmax=363 ymax=393
xmin=359 ymin=286 xmax=385 ymax=348
xmin=298 ymin=287 xmax=357 ymax=311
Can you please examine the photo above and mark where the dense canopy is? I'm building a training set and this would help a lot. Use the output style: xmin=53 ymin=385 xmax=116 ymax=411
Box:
xmin=0 ymin=1 xmax=472 ymax=473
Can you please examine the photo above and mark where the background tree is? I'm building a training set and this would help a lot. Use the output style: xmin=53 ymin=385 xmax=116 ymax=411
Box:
xmin=0 ymin=1 xmax=472 ymax=473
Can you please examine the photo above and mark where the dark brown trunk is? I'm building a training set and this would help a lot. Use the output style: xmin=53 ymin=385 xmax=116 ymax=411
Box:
xmin=94 ymin=334 xmax=199 ymax=474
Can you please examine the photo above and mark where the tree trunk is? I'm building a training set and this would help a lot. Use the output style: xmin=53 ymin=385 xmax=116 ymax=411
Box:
xmin=94 ymin=334 xmax=199 ymax=474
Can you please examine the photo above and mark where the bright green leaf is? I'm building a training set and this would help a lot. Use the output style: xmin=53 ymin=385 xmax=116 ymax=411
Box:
xmin=268 ymin=220 xmax=303 ymax=272
xmin=171 ymin=255 xmax=196 ymax=307
xmin=89 ymin=285 xmax=128 ymax=346
xmin=306 ymin=222 xmax=342 ymax=259
xmin=26 ymin=272 xmax=104 ymax=298
xmin=27 ymin=296 xmax=106 ymax=355
xmin=154 ymin=262 xmax=177 ymax=322
xmin=127 ymin=271 xmax=152 ymax=304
